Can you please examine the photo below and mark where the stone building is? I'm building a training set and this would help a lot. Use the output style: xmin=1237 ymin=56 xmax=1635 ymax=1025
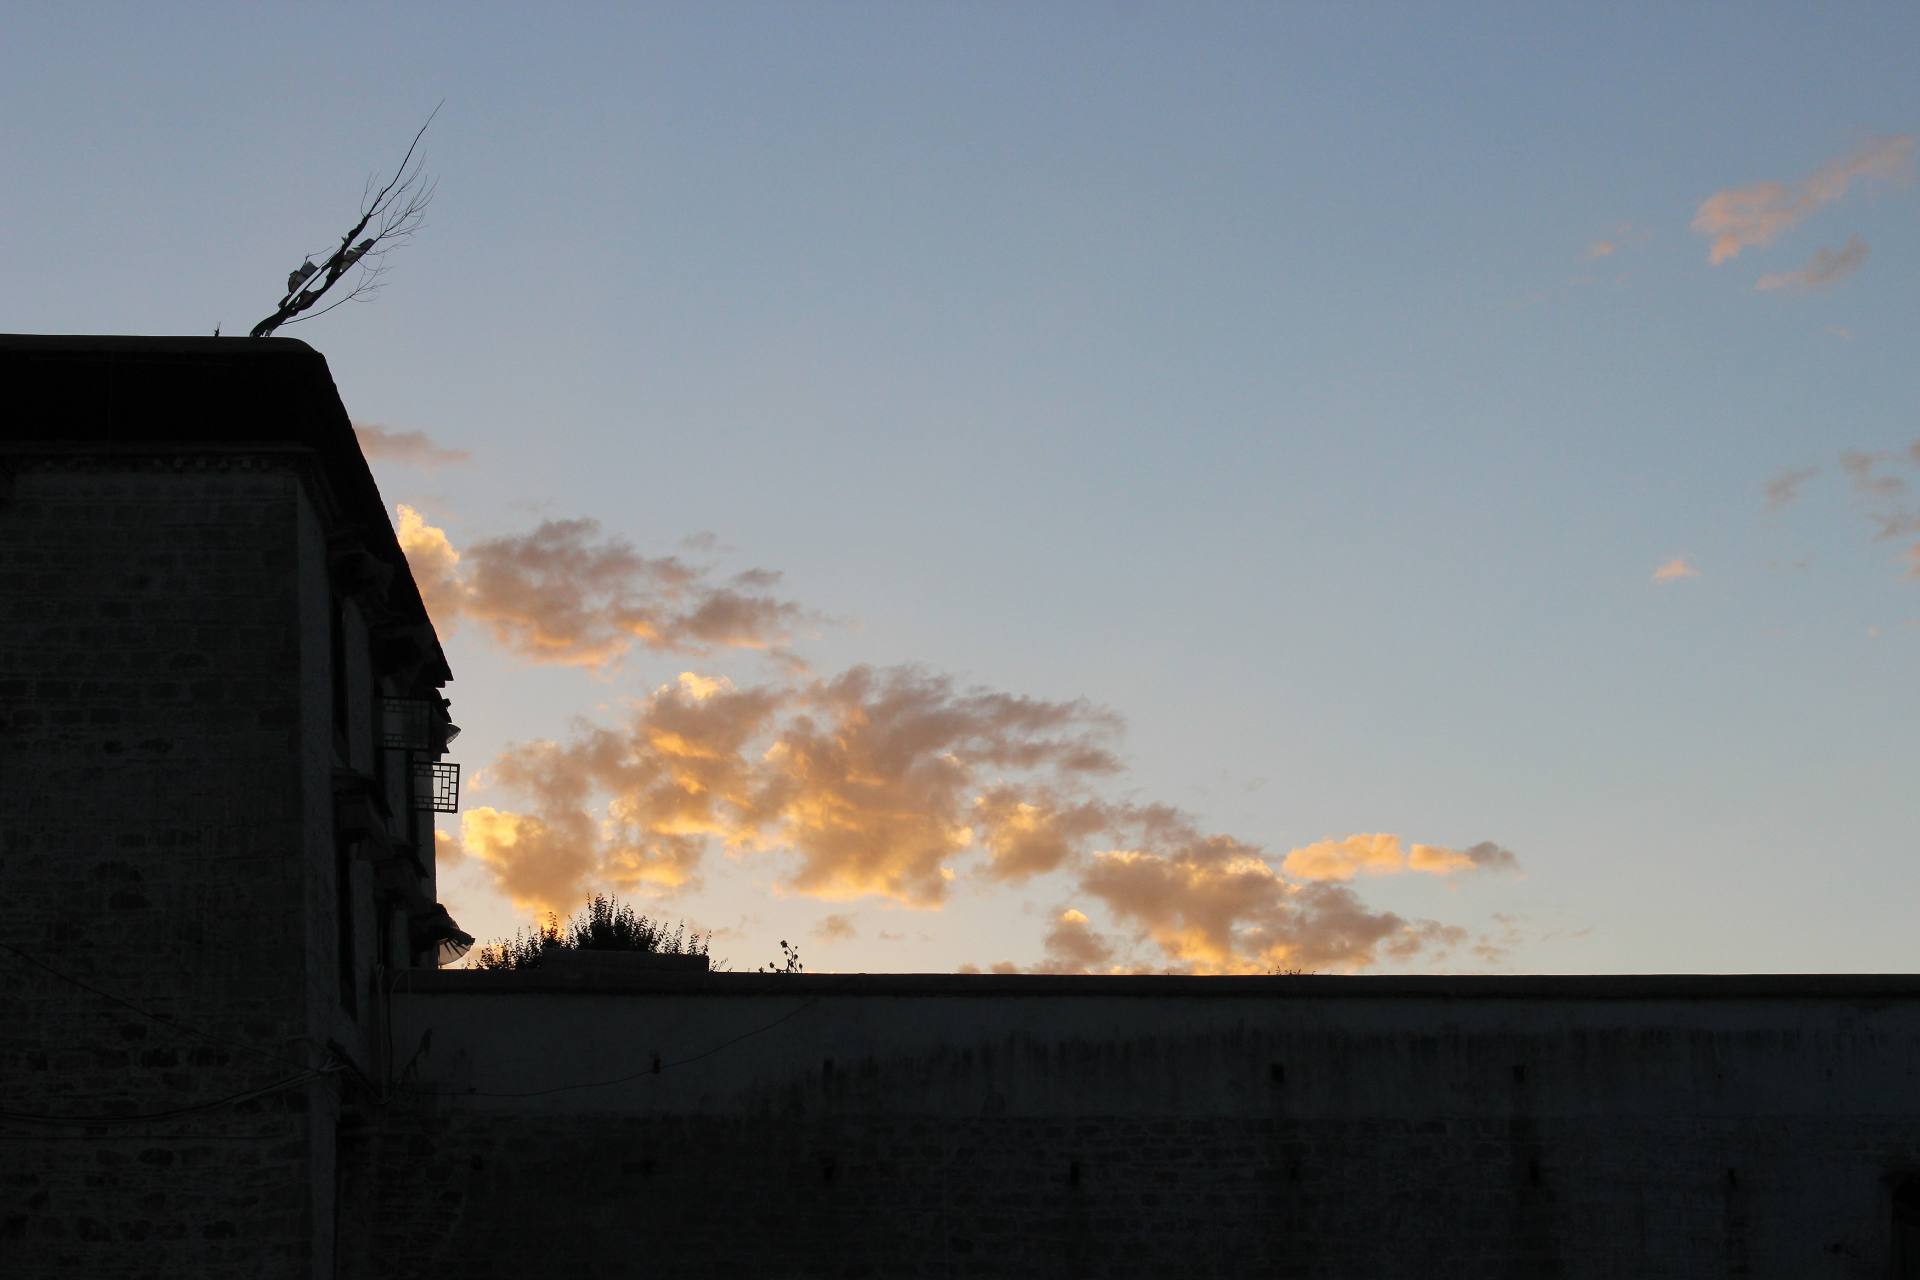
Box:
xmin=1 ymin=335 xmax=465 ymax=1277
xmin=5 ymin=335 xmax=1920 ymax=1278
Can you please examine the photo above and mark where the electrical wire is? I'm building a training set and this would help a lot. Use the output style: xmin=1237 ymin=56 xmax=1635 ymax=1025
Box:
xmin=0 ymin=940 xmax=322 ymax=1073
xmin=401 ymin=997 xmax=819 ymax=1099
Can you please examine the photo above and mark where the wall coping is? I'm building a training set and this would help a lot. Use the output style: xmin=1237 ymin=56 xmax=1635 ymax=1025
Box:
xmin=0 ymin=332 xmax=450 ymax=686
xmin=396 ymin=970 xmax=1920 ymax=1000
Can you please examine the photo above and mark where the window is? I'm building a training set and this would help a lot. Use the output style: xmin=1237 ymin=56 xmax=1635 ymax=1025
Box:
xmin=1896 ymin=1175 xmax=1920 ymax=1279
xmin=335 ymin=834 xmax=357 ymax=1017
xmin=329 ymin=599 xmax=350 ymax=763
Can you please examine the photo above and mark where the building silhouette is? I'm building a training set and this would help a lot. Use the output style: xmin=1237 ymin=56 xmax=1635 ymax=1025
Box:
xmin=4 ymin=335 xmax=1920 ymax=1277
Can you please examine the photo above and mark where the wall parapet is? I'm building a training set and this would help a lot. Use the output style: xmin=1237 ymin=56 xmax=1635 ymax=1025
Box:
xmin=396 ymin=968 xmax=1920 ymax=1000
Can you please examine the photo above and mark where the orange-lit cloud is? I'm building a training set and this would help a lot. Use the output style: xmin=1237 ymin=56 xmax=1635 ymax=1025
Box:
xmin=1280 ymin=833 xmax=1403 ymax=881
xmin=1652 ymin=556 xmax=1700 ymax=583
xmin=460 ymin=665 xmax=1125 ymax=912
xmin=458 ymin=803 xmax=598 ymax=919
xmin=425 ymin=510 xmax=1517 ymax=972
xmin=1081 ymin=836 xmax=1383 ymax=974
xmin=353 ymin=422 xmax=471 ymax=467
xmin=1072 ymin=809 xmax=1492 ymax=974
xmin=395 ymin=504 xmax=465 ymax=627
xmin=391 ymin=507 xmax=804 ymax=668
xmin=1693 ymin=136 xmax=1913 ymax=264
xmin=1587 ymin=240 xmax=1617 ymax=259
xmin=1754 ymin=237 xmax=1869 ymax=292
xmin=972 ymin=788 xmax=1113 ymax=881
xmin=1036 ymin=907 xmax=1115 ymax=973
xmin=1280 ymin=834 xmax=1520 ymax=881
xmin=755 ymin=666 xmax=1122 ymax=904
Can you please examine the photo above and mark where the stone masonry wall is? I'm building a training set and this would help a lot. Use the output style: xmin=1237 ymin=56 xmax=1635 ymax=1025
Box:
xmin=0 ymin=462 xmax=338 ymax=1279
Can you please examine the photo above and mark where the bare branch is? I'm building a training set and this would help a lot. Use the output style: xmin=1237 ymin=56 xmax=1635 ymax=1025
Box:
xmin=250 ymin=104 xmax=442 ymax=338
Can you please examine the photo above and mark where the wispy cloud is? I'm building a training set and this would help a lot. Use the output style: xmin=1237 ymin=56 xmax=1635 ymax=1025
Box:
xmin=1692 ymin=136 xmax=1913 ymax=264
xmin=395 ymin=506 xmax=805 ymax=669
xmin=353 ymin=422 xmax=471 ymax=467
xmin=1761 ymin=441 xmax=1920 ymax=579
xmin=811 ymin=913 xmax=858 ymax=943
xmin=1652 ymin=556 xmax=1700 ymax=583
xmin=1839 ymin=450 xmax=1907 ymax=500
xmin=1584 ymin=222 xmax=1649 ymax=260
xmin=1754 ymin=237 xmax=1870 ymax=292
xmin=1279 ymin=833 xmax=1517 ymax=882
xmin=1764 ymin=465 xmax=1819 ymax=510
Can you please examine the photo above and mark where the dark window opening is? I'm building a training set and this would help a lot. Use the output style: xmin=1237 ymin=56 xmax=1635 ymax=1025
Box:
xmin=335 ymin=835 xmax=358 ymax=1018
xmin=329 ymin=599 xmax=350 ymax=764
xmin=1895 ymin=1175 xmax=1920 ymax=1280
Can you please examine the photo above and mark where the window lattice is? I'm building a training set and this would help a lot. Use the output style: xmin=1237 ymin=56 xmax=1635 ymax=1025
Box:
xmin=412 ymin=761 xmax=460 ymax=813
xmin=381 ymin=697 xmax=432 ymax=751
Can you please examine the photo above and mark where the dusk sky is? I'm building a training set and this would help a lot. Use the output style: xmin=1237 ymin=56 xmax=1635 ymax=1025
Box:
xmin=8 ymin=5 xmax=1919 ymax=974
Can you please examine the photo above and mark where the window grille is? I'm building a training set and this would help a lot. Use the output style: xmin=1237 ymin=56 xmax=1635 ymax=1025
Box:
xmin=381 ymin=697 xmax=433 ymax=750
xmin=412 ymin=761 xmax=460 ymax=813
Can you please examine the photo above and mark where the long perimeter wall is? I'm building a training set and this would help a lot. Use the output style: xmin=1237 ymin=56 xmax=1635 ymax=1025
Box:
xmin=366 ymin=973 xmax=1920 ymax=1278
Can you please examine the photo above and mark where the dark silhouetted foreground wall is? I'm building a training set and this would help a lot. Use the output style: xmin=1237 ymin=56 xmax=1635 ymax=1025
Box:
xmin=371 ymin=971 xmax=1920 ymax=1279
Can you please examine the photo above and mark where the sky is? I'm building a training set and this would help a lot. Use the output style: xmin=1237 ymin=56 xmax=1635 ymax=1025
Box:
xmin=6 ymin=4 xmax=1919 ymax=974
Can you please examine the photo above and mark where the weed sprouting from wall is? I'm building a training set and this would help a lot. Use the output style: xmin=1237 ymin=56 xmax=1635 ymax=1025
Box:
xmin=472 ymin=894 xmax=711 ymax=971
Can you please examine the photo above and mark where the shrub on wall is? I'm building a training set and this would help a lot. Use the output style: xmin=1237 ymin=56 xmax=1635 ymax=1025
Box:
xmin=473 ymin=894 xmax=710 ymax=971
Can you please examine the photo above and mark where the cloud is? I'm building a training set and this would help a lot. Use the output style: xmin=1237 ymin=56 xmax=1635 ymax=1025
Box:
xmin=459 ymin=804 xmax=599 ymax=919
xmin=972 ymin=788 xmax=1113 ymax=881
xmin=1754 ymin=237 xmax=1870 ymax=292
xmin=1278 ymin=834 xmax=1520 ymax=881
xmin=1693 ymin=136 xmax=1913 ymax=264
xmin=1652 ymin=557 xmax=1700 ymax=583
xmin=1584 ymin=222 xmax=1648 ymax=261
xmin=755 ymin=666 xmax=1122 ymax=904
xmin=811 ymin=913 xmax=858 ymax=943
xmin=1080 ymin=838 xmax=1392 ymax=974
xmin=352 ymin=422 xmax=471 ymax=467
xmin=1450 ymin=841 xmax=1521 ymax=874
xmin=1073 ymin=810 xmax=1489 ymax=974
xmin=461 ymin=665 xmax=1124 ymax=912
xmin=395 ymin=504 xmax=466 ymax=625
xmin=1839 ymin=450 xmax=1907 ymax=500
xmin=1764 ymin=465 xmax=1819 ymax=509
xmin=392 ymin=507 xmax=804 ymax=668
xmin=1280 ymin=833 xmax=1404 ymax=881
xmin=1036 ymin=907 xmax=1116 ymax=973
xmin=427 ymin=511 xmax=1518 ymax=971
xmin=1825 ymin=325 xmax=1854 ymax=342
xmin=465 ymin=665 xmax=1517 ymax=969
